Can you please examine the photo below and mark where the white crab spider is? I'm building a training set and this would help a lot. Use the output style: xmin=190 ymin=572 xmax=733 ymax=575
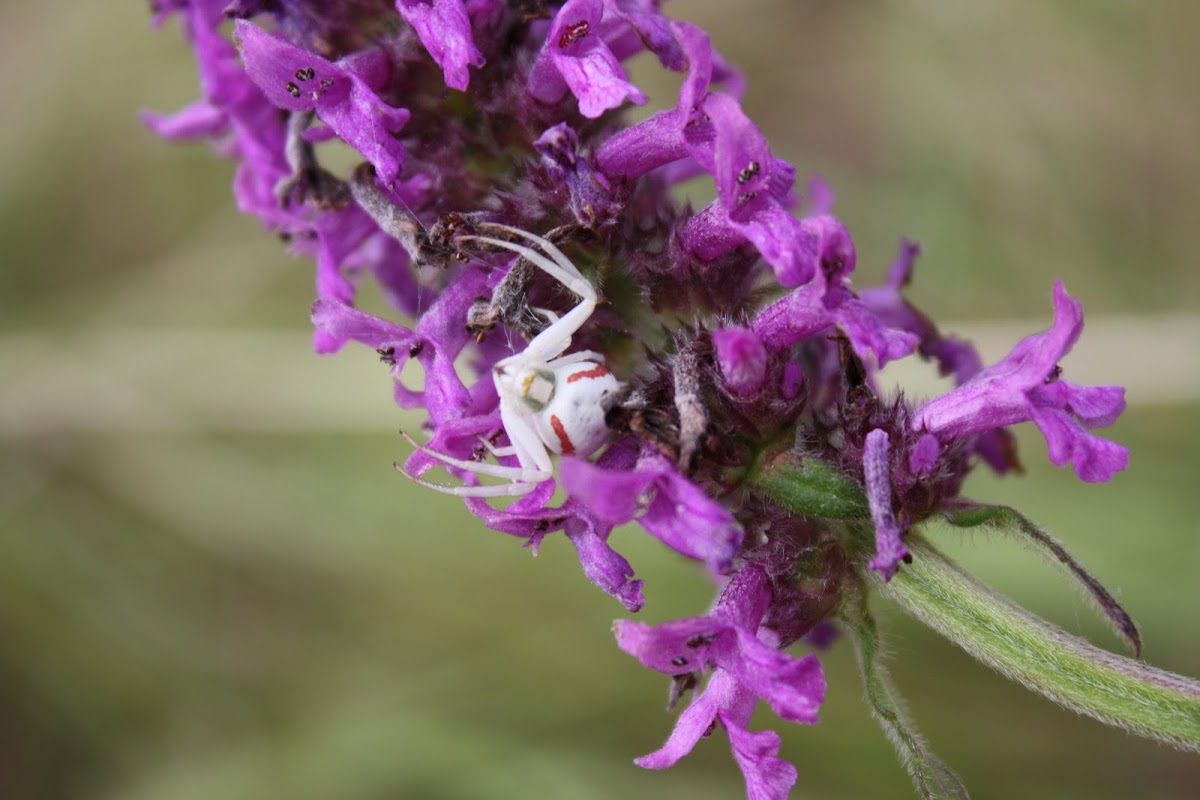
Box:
xmin=404 ymin=223 xmax=622 ymax=497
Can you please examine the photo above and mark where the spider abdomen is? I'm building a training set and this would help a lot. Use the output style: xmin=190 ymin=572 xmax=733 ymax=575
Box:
xmin=534 ymin=361 xmax=621 ymax=457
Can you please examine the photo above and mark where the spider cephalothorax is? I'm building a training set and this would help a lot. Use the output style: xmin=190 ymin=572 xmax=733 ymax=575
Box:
xmin=405 ymin=224 xmax=622 ymax=497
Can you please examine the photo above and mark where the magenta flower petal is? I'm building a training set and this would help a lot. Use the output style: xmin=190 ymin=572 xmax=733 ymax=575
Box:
xmin=615 ymin=566 xmax=825 ymax=721
xmin=634 ymin=670 xmax=725 ymax=769
xmin=914 ymin=281 xmax=1128 ymax=482
xmin=613 ymin=615 xmax=732 ymax=673
xmin=751 ymin=278 xmax=827 ymax=350
xmin=559 ymin=454 xmax=648 ymax=523
xmin=234 ymin=20 xmax=409 ymax=183
xmin=562 ymin=451 xmax=742 ymax=571
xmin=1029 ymin=403 xmax=1130 ymax=483
xmin=620 ymin=566 xmax=817 ymax=798
xmin=676 ymin=93 xmax=818 ymax=287
xmin=639 ymin=462 xmax=743 ymax=571
xmin=909 ymin=433 xmax=941 ymax=476
xmin=723 ymin=705 xmax=800 ymax=800
xmin=833 ymin=291 xmax=920 ymax=367
xmin=528 ymin=0 xmax=646 ymax=118
xmin=311 ymin=298 xmax=413 ymax=346
xmin=140 ymin=101 xmax=227 ymax=140
xmin=565 ymin=517 xmax=645 ymax=611
xmin=1039 ymin=380 xmax=1127 ymax=428
xmin=713 ymin=327 xmax=768 ymax=397
xmin=730 ymin=628 xmax=824 ymax=723
xmin=396 ymin=0 xmax=485 ymax=90
xmin=595 ymin=21 xmax=713 ymax=178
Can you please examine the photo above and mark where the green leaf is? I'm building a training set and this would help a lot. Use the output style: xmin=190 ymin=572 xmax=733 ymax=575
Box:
xmin=940 ymin=501 xmax=1141 ymax=656
xmin=750 ymin=452 xmax=868 ymax=520
xmin=841 ymin=582 xmax=971 ymax=800
xmin=881 ymin=532 xmax=1200 ymax=752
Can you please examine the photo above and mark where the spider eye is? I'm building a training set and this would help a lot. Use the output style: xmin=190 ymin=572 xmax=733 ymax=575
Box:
xmin=519 ymin=369 xmax=556 ymax=411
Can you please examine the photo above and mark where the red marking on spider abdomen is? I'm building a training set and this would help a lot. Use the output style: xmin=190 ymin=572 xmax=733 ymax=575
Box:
xmin=549 ymin=414 xmax=575 ymax=454
xmin=566 ymin=365 xmax=611 ymax=383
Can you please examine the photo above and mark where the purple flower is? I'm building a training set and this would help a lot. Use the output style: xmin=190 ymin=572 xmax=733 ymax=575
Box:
xmin=142 ymin=0 xmax=241 ymax=141
xmin=143 ymin=1 xmax=291 ymax=204
xmin=234 ymin=20 xmax=410 ymax=183
xmin=863 ymin=429 xmax=908 ymax=581
xmin=713 ymin=326 xmax=768 ymax=397
xmin=464 ymin=439 xmax=646 ymax=611
xmin=595 ymin=21 xmax=714 ymax=179
xmin=597 ymin=21 xmax=827 ymax=288
xmin=304 ymin=208 xmax=377 ymax=352
xmin=860 ymin=238 xmax=1022 ymax=475
xmin=860 ymin=238 xmax=984 ymax=385
xmin=528 ymin=0 xmax=647 ymax=118
xmin=562 ymin=449 xmax=743 ymax=573
xmin=749 ymin=216 xmax=919 ymax=367
xmin=396 ymin=0 xmax=485 ymax=91
xmin=914 ymin=281 xmax=1128 ymax=483
xmin=534 ymin=123 xmax=620 ymax=228
xmin=311 ymin=269 xmax=485 ymax=420
xmin=908 ymin=432 xmax=941 ymax=477
xmin=677 ymin=93 xmax=819 ymax=287
xmin=615 ymin=565 xmax=824 ymax=799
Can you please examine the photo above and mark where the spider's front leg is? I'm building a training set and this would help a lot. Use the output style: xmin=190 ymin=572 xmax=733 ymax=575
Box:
xmin=399 ymin=426 xmax=552 ymax=497
xmin=461 ymin=227 xmax=599 ymax=364
xmin=498 ymin=404 xmax=555 ymax=477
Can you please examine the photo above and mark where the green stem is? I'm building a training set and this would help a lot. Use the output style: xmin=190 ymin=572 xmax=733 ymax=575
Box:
xmin=882 ymin=534 xmax=1200 ymax=751
xmin=841 ymin=581 xmax=970 ymax=800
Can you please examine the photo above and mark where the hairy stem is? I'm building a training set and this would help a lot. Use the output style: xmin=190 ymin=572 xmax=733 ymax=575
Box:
xmin=841 ymin=581 xmax=970 ymax=799
xmin=881 ymin=533 xmax=1200 ymax=751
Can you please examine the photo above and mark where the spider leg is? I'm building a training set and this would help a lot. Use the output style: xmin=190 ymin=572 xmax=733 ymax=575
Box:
xmin=459 ymin=235 xmax=595 ymax=306
xmin=530 ymin=307 xmax=559 ymax=325
xmin=477 ymin=436 xmax=518 ymax=457
xmin=401 ymin=431 xmax=551 ymax=482
xmin=500 ymin=406 xmax=555 ymax=474
xmin=399 ymin=468 xmax=542 ymax=498
xmin=477 ymin=222 xmax=588 ymax=284
xmin=462 ymin=233 xmax=600 ymax=364
xmin=520 ymin=295 xmax=597 ymax=363
xmin=547 ymin=350 xmax=605 ymax=367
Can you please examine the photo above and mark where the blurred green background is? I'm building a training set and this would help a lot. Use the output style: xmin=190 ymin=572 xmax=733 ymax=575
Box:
xmin=1 ymin=1 xmax=1198 ymax=798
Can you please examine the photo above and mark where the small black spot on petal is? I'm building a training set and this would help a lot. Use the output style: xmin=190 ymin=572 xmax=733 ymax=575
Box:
xmin=736 ymin=160 xmax=761 ymax=185
xmin=735 ymin=191 xmax=758 ymax=207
